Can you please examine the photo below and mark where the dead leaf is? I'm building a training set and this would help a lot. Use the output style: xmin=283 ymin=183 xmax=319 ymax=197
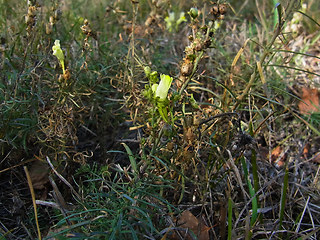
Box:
xmin=312 ymin=152 xmax=320 ymax=163
xmin=28 ymin=160 xmax=49 ymax=190
xmin=171 ymin=210 xmax=210 ymax=240
xmin=46 ymin=225 xmax=70 ymax=240
xmin=303 ymin=143 xmax=311 ymax=159
xmin=271 ymin=146 xmax=281 ymax=161
xmin=298 ymin=87 xmax=320 ymax=114
xmin=270 ymin=146 xmax=286 ymax=168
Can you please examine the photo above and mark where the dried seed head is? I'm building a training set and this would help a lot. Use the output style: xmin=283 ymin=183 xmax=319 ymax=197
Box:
xmin=218 ymin=4 xmax=227 ymax=15
xmin=185 ymin=45 xmax=195 ymax=56
xmin=46 ymin=23 xmax=53 ymax=34
xmin=210 ymin=3 xmax=227 ymax=19
xmin=81 ymin=25 xmax=91 ymax=35
xmin=49 ymin=16 xmax=55 ymax=24
xmin=180 ymin=60 xmax=193 ymax=76
xmin=25 ymin=15 xmax=33 ymax=25
xmin=63 ymin=68 xmax=71 ymax=81
xmin=211 ymin=4 xmax=219 ymax=15
xmin=194 ymin=39 xmax=203 ymax=51
xmin=203 ymin=39 xmax=211 ymax=48
xmin=28 ymin=6 xmax=37 ymax=17
xmin=145 ymin=16 xmax=155 ymax=26
xmin=218 ymin=14 xmax=225 ymax=20
xmin=175 ymin=75 xmax=186 ymax=88
xmin=81 ymin=19 xmax=97 ymax=39
xmin=144 ymin=28 xmax=154 ymax=35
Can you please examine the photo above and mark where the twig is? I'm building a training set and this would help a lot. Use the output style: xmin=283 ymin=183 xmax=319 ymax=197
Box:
xmin=35 ymin=200 xmax=60 ymax=209
xmin=295 ymin=196 xmax=311 ymax=233
xmin=46 ymin=156 xmax=81 ymax=201
xmin=226 ymin=150 xmax=249 ymax=204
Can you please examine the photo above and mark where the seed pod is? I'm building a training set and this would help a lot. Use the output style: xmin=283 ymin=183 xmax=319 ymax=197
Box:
xmin=144 ymin=66 xmax=151 ymax=77
xmin=211 ymin=4 xmax=219 ymax=16
xmin=189 ymin=7 xmax=198 ymax=19
xmin=180 ymin=60 xmax=193 ymax=76
xmin=81 ymin=25 xmax=91 ymax=35
xmin=25 ymin=15 xmax=32 ymax=24
xmin=194 ymin=39 xmax=203 ymax=51
xmin=28 ymin=6 xmax=37 ymax=17
xmin=63 ymin=68 xmax=71 ymax=81
xmin=46 ymin=23 xmax=53 ymax=34
xmin=175 ymin=75 xmax=186 ymax=88
xmin=49 ymin=16 xmax=55 ymax=24
xmin=145 ymin=16 xmax=156 ymax=26
xmin=218 ymin=4 xmax=227 ymax=15
xmin=203 ymin=39 xmax=211 ymax=48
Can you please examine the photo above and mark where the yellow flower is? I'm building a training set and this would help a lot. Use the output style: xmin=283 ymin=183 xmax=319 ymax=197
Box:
xmin=52 ymin=39 xmax=65 ymax=75
xmin=155 ymin=74 xmax=172 ymax=101
xmin=165 ymin=12 xmax=187 ymax=32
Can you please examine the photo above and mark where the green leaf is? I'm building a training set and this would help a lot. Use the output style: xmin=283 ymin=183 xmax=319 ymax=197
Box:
xmin=121 ymin=143 xmax=138 ymax=176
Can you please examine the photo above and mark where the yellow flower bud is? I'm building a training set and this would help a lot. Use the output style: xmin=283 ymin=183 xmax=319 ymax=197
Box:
xmin=151 ymin=83 xmax=158 ymax=93
xmin=52 ymin=39 xmax=65 ymax=74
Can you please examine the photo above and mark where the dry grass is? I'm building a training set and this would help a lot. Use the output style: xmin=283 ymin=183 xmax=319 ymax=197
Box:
xmin=0 ymin=0 xmax=320 ymax=239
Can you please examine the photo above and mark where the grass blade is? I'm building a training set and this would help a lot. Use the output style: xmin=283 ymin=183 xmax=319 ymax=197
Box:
xmin=279 ymin=162 xmax=289 ymax=231
xmin=240 ymin=157 xmax=258 ymax=226
xmin=122 ymin=143 xmax=138 ymax=176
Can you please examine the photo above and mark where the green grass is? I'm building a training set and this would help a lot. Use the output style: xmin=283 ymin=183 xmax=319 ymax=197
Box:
xmin=1 ymin=0 xmax=320 ymax=239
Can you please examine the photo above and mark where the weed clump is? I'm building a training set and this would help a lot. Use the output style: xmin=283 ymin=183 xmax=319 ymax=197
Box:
xmin=1 ymin=0 xmax=320 ymax=239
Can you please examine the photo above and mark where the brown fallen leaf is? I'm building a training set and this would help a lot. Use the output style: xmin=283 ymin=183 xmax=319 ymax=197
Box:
xmin=270 ymin=145 xmax=286 ymax=168
xmin=28 ymin=160 xmax=49 ymax=190
xmin=171 ymin=210 xmax=210 ymax=240
xmin=298 ymin=87 xmax=320 ymax=114
xmin=312 ymin=152 xmax=320 ymax=163
xmin=303 ymin=143 xmax=311 ymax=159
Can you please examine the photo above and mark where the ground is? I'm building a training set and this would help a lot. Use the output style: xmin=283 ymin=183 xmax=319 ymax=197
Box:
xmin=1 ymin=0 xmax=320 ymax=239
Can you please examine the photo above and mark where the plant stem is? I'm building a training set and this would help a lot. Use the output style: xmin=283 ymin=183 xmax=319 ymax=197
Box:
xmin=179 ymin=51 xmax=204 ymax=95
xmin=233 ymin=2 xmax=297 ymax=110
